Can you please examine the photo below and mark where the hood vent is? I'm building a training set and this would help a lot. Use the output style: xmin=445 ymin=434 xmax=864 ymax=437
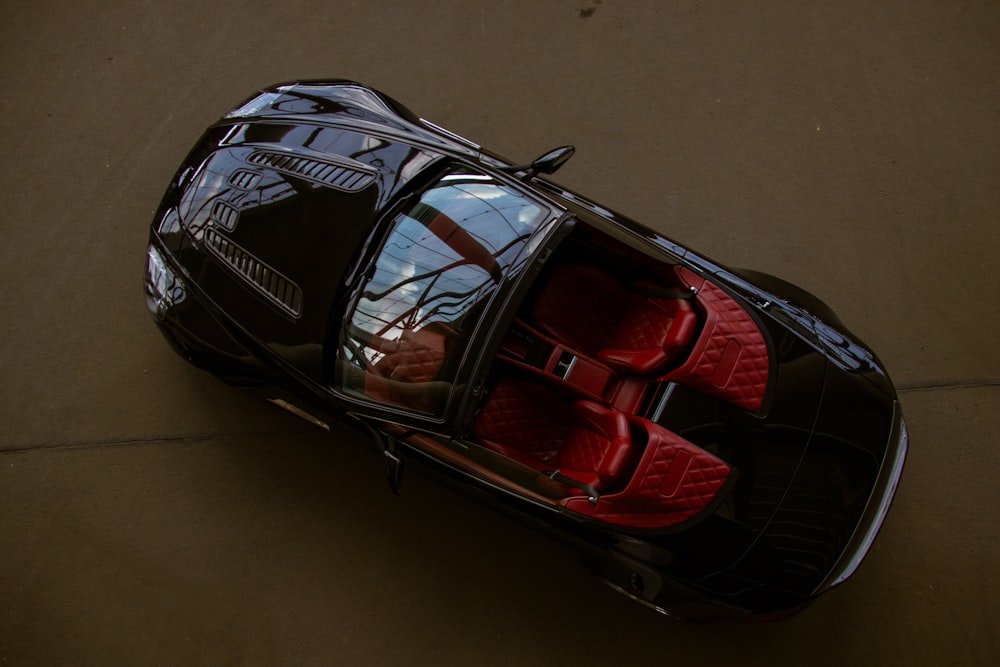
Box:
xmin=247 ymin=150 xmax=375 ymax=192
xmin=210 ymin=200 xmax=240 ymax=231
xmin=205 ymin=228 xmax=302 ymax=317
xmin=229 ymin=169 xmax=262 ymax=190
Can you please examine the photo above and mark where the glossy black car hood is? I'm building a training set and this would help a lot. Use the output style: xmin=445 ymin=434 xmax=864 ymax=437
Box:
xmin=151 ymin=84 xmax=463 ymax=382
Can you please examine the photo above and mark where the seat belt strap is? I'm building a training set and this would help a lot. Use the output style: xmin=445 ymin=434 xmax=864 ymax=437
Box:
xmin=547 ymin=470 xmax=599 ymax=503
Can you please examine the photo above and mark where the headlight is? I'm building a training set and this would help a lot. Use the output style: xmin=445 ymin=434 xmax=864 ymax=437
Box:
xmin=145 ymin=244 xmax=186 ymax=317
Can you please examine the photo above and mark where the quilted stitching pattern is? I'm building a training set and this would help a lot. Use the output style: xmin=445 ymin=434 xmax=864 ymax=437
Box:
xmin=558 ymin=427 xmax=612 ymax=472
xmin=472 ymin=378 xmax=634 ymax=489
xmin=531 ymin=263 xmax=697 ymax=376
xmin=609 ymin=302 xmax=675 ymax=349
xmin=471 ymin=379 xmax=569 ymax=463
xmin=564 ymin=420 xmax=730 ymax=528
xmin=666 ymin=279 xmax=769 ymax=411
xmin=529 ymin=263 xmax=626 ymax=353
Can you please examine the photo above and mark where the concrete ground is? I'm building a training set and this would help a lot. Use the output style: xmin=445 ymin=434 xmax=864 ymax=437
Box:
xmin=1 ymin=1 xmax=997 ymax=664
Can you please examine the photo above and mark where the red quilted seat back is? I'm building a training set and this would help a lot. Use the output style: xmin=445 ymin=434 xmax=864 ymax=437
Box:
xmin=472 ymin=377 xmax=633 ymax=491
xmin=471 ymin=377 xmax=570 ymax=465
xmin=597 ymin=286 xmax=699 ymax=375
xmin=530 ymin=263 xmax=698 ymax=375
xmin=558 ymin=400 xmax=632 ymax=488
xmin=563 ymin=417 xmax=731 ymax=528
xmin=529 ymin=263 xmax=629 ymax=354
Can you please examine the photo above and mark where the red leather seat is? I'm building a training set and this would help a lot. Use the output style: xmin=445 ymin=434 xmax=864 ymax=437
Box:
xmin=596 ymin=279 xmax=698 ymax=375
xmin=529 ymin=263 xmax=698 ymax=376
xmin=472 ymin=377 xmax=632 ymax=492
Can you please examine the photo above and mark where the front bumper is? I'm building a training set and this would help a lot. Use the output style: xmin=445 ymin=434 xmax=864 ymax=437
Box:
xmin=145 ymin=238 xmax=257 ymax=376
xmin=145 ymin=243 xmax=187 ymax=321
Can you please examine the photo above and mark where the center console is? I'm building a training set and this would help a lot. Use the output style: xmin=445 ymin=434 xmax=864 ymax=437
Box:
xmin=499 ymin=319 xmax=648 ymax=414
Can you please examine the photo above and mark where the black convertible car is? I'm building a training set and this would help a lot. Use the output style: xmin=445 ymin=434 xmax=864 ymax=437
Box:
xmin=145 ymin=80 xmax=907 ymax=620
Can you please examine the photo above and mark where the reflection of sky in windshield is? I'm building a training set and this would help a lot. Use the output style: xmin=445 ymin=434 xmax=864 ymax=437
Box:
xmin=424 ymin=176 xmax=542 ymax=254
xmin=350 ymin=170 xmax=546 ymax=353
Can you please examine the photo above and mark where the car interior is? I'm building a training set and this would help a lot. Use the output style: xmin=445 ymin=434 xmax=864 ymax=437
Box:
xmin=462 ymin=219 xmax=765 ymax=526
xmin=344 ymin=212 xmax=767 ymax=527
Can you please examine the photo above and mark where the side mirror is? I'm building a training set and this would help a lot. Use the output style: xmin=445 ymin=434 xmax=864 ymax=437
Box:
xmin=498 ymin=145 xmax=575 ymax=179
xmin=530 ymin=145 xmax=575 ymax=175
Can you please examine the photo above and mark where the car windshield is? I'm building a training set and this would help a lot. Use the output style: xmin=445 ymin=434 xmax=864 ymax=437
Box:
xmin=337 ymin=167 xmax=551 ymax=415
